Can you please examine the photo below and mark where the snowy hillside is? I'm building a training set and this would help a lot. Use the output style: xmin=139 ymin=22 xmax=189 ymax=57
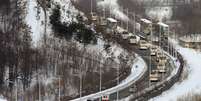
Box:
xmin=53 ymin=0 xmax=81 ymax=23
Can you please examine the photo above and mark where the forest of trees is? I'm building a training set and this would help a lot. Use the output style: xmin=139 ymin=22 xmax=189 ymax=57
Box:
xmin=0 ymin=0 xmax=132 ymax=100
xmin=50 ymin=4 xmax=97 ymax=45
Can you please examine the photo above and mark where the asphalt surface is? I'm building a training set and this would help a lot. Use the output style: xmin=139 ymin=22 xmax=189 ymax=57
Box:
xmin=106 ymin=38 xmax=174 ymax=100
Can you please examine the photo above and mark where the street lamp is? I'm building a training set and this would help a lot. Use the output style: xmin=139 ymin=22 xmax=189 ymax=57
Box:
xmin=5 ymin=77 xmax=21 ymax=101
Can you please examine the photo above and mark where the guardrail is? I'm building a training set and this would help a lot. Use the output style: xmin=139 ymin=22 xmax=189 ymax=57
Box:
xmin=69 ymin=1 xmax=185 ymax=100
xmin=71 ymin=56 xmax=147 ymax=101
xmin=129 ymin=45 xmax=184 ymax=101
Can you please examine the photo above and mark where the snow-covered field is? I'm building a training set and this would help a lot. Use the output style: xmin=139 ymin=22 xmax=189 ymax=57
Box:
xmin=150 ymin=40 xmax=201 ymax=101
xmin=71 ymin=56 xmax=147 ymax=101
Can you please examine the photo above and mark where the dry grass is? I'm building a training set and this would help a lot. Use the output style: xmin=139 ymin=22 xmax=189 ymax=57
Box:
xmin=177 ymin=92 xmax=201 ymax=101
xmin=179 ymin=63 xmax=189 ymax=82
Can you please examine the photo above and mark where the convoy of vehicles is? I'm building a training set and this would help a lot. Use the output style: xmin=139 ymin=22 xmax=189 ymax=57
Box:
xmin=86 ymin=13 xmax=172 ymax=100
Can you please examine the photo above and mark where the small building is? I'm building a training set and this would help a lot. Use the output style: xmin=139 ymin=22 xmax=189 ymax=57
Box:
xmin=179 ymin=34 xmax=201 ymax=51
xmin=140 ymin=18 xmax=152 ymax=35
xmin=106 ymin=17 xmax=118 ymax=34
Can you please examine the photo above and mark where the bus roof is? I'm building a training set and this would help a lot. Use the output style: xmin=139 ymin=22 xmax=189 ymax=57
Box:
xmin=157 ymin=22 xmax=169 ymax=28
xmin=140 ymin=18 xmax=152 ymax=24
xmin=107 ymin=18 xmax=117 ymax=23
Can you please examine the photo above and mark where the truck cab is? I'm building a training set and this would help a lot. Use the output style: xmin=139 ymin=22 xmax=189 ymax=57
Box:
xmin=157 ymin=62 xmax=166 ymax=73
xmin=150 ymin=70 xmax=159 ymax=82
xmin=122 ymin=31 xmax=129 ymax=39
xmin=139 ymin=40 xmax=149 ymax=49
xmin=150 ymin=46 xmax=158 ymax=56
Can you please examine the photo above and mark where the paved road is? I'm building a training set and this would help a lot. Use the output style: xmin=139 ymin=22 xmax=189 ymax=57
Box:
xmin=71 ymin=56 xmax=147 ymax=101
xmin=107 ymin=38 xmax=174 ymax=100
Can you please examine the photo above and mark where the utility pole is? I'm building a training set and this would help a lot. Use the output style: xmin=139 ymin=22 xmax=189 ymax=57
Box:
xmin=117 ymin=63 xmax=120 ymax=101
xmin=109 ymin=0 xmax=112 ymax=18
xmin=149 ymin=19 xmax=153 ymax=87
xmin=79 ymin=64 xmax=82 ymax=101
xmin=126 ymin=8 xmax=129 ymax=31
xmin=59 ymin=76 xmax=61 ymax=101
xmin=15 ymin=79 xmax=18 ymax=101
xmin=99 ymin=59 xmax=102 ymax=93
xmin=39 ymin=75 xmax=41 ymax=101
xmin=133 ymin=13 xmax=136 ymax=34
xmin=120 ymin=7 xmax=123 ymax=28
xmin=103 ymin=7 xmax=106 ymax=19
xmin=168 ymin=27 xmax=170 ymax=55
xmin=90 ymin=0 xmax=93 ymax=14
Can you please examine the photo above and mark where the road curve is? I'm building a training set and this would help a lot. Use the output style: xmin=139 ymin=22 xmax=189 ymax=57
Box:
xmin=71 ymin=56 xmax=148 ymax=101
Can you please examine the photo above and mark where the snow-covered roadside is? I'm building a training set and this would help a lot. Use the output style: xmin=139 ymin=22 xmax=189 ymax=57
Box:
xmin=150 ymin=39 xmax=201 ymax=101
xmin=71 ymin=56 xmax=147 ymax=101
xmin=0 ymin=96 xmax=6 ymax=101
xmin=26 ymin=0 xmax=45 ymax=46
xmin=0 ymin=99 xmax=6 ymax=101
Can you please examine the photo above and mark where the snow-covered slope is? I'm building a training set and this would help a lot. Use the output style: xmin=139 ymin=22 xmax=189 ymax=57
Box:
xmin=85 ymin=37 xmax=132 ymax=64
xmin=26 ymin=0 xmax=45 ymax=46
xmin=53 ymin=0 xmax=81 ymax=23
xmin=150 ymin=40 xmax=201 ymax=101
xmin=25 ymin=0 xmax=82 ymax=46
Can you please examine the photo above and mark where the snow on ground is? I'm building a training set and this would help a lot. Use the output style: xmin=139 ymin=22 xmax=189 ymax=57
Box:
xmin=0 ymin=96 xmax=6 ymax=101
xmin=26 ymin=0 xmax=45 ymax=46
xmin=77 ymin=37 xmax=132 ymax=64
xmin=53 ymin=0 xmax=81 ymax=23
xmin=150 ymin=39 xmax=201 ymax=101
xmin=97 ymin=0 xmax=129 ymax=21
xmin=71 ymin=56 xmax=147 ymax=101
xmin=0 ymin=99 xmax=6 ymax=101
